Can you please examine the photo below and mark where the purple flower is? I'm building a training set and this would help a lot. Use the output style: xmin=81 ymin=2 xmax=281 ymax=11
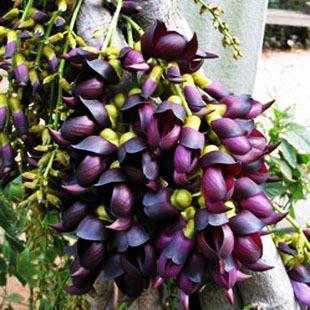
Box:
xmin=143 ymin=188 xmax=179 ymax=220
xmin=118 ymin=137 xmax=159 ymax=188
xmin=120 ymin=47 xmax=149 ymax=72
xmin=147 ymin=101 xmax=185 ymax=155
xmin=197 ymin=224 xmax=234 ymax=262
xmin=51 ymin=201 xmax=89 ymax=232
xmin=212 ymin=265 xmax=251 ymax=304
xmin=177 ymin=252 xmax=206 ymax=308
xmin=141 ymin=20 xmax=198 ymax=62
xmin=121 ymin=1 xmax=143 ymax=15
xmin=74 ymin=77 xmax=106 ymax=100
xmin=60 ymin=115 xmax=96 ymax=141
xmin=158 ymin=230 xmax=194 ymax=278
xmin=76 ymin=155 xmax=109 ymax=187
xmin=121 ymin=94 xmax=155 ymax=136
xmin=0 ymin=95 xmax=8 ymax=131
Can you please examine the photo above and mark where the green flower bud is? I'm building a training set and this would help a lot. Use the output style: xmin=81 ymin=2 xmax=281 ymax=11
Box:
xmin=109 ymin=59 xmax=123 ymax=79
xmin=181 ymin=206 xmax=196 ymax=221
xmin=171 ymin=189 xmax=192 ymax=210
xmin=120 ymin=132 xmax=137 ymax=145
xmin=128 ymin=88 xmax=141 ymax=96
xmin=1 ymin=8 xmax=20 ymax=22
xmin=183 ymin=219 xmax=195 ymax=239
xmin=96 ymin=206 xmax=112 ymax=222
xmin=167 ymin=95 xmax=182 ymax=105
xmin=202 ymin=144 xmax=219 ymax=155
xmin=192 ymin=71 xmax=212 ymax=89
xmin=100 ymin=128 xmax=119 ymax=146
xmin=105 ymin=104 xmax=118 ymax=128
xmin=184 ymin=115 xmax=201 ymax=130
xmin=18 ymin=18 xmax=35 ymax=30
xmin=149 ymin=65 xmax=163 ymax=81
xmin=67 ymin=31 xmax=76 ymax=49
xmin=113 ymin=93 xmax=126 ymax=110
xmin=59 ymin=78 xmax=71 ymax=93
xmin=49 ymin=32 xmax=64 ymax=43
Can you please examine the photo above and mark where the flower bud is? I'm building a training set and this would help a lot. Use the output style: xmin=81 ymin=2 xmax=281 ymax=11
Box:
xmin=9 ymin=96 xmax=28 ymax=138
xmin=43 ymin=45 xmax=58 ymax=71
xmin=170 ymin=189 xmax=192 ymax=210
xmin=5 ymin=30 xmax=17 ymax=59
xmin=120 ymin=47 xmax=149 ymax=72
xmin=166 ymin=62 xmax=183 ymax=83
xmin=0 ymin=94 xmax=8 ymax=131
xmin=141 ymin=65 xmax=162 ymax=99
xmin=14 ymin=53 xmax=29 ymax=86
xmin=0 ymin=8 xmax=19 ymax=24
xmin=0 ymin=132 xmax=13 ymax=171
xmin=121 ymin=1 xmax=143 ymax=15
xmin=29 ymin=69 xmax=40 ymax=95
xmin=183 ymin=74 xmax=210 ymax=115
xmin=30 ymin=8 xmax=48 ymax=23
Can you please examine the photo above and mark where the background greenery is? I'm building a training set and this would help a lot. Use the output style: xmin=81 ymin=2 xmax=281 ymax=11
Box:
xmin=264 ymin=0 xmax=310 ymax=49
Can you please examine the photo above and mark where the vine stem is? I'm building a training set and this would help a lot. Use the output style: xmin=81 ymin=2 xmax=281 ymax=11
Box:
xmin=273 ymin=204 xmax=301 ymax=232
xmin=21 ymin=0 xmax=34 ymax=22
xmin=34 ymin=11 xmax=59 ymax=69
xmin=122 ymin=15 xmax=144 ymax=35
xmin=173 ymin=84 xmax=192 ymax=116
xmin=53 ymin=0 xmax=84 ymax=128
xmin=126 ymin=20 xmax=134 ymax=48
xmin=101 ymin=0 xmax=123 ymax=52
xmin=193 ymin=0 xmax=242 ymax=58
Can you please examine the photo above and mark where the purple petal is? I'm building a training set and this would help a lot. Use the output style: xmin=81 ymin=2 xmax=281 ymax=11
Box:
xmin=74 ymin=78 xmax=106 ymax=99
xmin=76 ymin=155 xmax=108 ymax=187
xmin=76 ymin=215 xmax=109 ymax=241
xmin=180 ymin=127 xmax=205 ymax=150
xmin=288 ymin=265 xmax=310 ymax=284
xmin=95 ymin=168 xmax=127 ymax=187
xmin=86 ymin=59 xmax=119 ymax=84
xmin=291 ymin=280 xmax=310 ymax=306
xmin=233 ymin=233 xmax=262 ymax=263
xmin=72 ymin=135 xmax=117 ymax=155
xmin=240 ymin=192 xmax=273 ymax=218
xmin=61 ymin=115 xmax=96 ymax=141
xmin=79 ymin=97 xmax=110 ymax=127
xmin=143 ymin=188 xmax=178 ymax=220
xmin=229 ymin=210 xmax=265 ymax=235
xmin=110 ymin=184 xmax=134 ymax=218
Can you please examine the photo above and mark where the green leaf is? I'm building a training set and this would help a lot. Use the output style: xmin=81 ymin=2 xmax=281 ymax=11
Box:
xmin=7 ymin=293 xmax=24 ymax=303
xmin=279 ymin=140 xmax=297 ymax=167
xmin=16 ymin=250 xmax=37 ymax=287
xmin=266 ymin=182 xmax=285 ymax=198
xmin=274 ymin=158 xmax=293 ymax=181
xmin=281 ymin=123 xmax=310 ymax=154
xmin=4 ymin=176 xmax=24 ymax=201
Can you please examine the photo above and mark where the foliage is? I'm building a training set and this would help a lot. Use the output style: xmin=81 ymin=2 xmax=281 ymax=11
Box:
xmin=264 ymin=0 xmax=310 ymax=49
xmin=264 ymin=107 xmax=310 ymax=219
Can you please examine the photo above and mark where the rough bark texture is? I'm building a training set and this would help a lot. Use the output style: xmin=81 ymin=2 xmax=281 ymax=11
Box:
xmin=77 ymin=1 xmax=298 ymax=309
xmin=237 ymin=235 xmax=299 ymax=310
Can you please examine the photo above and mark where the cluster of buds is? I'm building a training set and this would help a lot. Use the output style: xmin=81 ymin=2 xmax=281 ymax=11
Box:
xmin=0 ymin=0 xmax=86 ymax=182
xmin=48 ymin=20 xmax=286 ymax=308
xmin=275 ymin=229 xmax=310 ymax=307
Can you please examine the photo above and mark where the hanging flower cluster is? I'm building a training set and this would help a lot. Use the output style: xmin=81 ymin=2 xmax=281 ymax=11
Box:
xmin=45 ymin=19 xmax=287 ymax=308
xmin=0 ymin=0 xmax=86 ymax=183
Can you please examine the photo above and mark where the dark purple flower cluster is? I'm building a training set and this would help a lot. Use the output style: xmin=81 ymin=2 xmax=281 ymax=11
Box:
xmin=276 ymin=230 xmax=310 ymax=307
xmin=49 ymin=21 xmax=285 ymax=308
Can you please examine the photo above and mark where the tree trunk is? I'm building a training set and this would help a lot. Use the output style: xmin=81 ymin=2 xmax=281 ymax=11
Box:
xmin=77 ymin=1 xmax=298 ymax=309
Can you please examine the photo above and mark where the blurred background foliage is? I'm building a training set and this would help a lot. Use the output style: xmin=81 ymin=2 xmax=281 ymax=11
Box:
xmin=264 ymin=0 xmax=310 ymax=48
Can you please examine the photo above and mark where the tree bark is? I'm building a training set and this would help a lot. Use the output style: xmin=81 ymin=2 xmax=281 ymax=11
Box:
xmin=77 ymin=1 xmax=298 ymax=309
